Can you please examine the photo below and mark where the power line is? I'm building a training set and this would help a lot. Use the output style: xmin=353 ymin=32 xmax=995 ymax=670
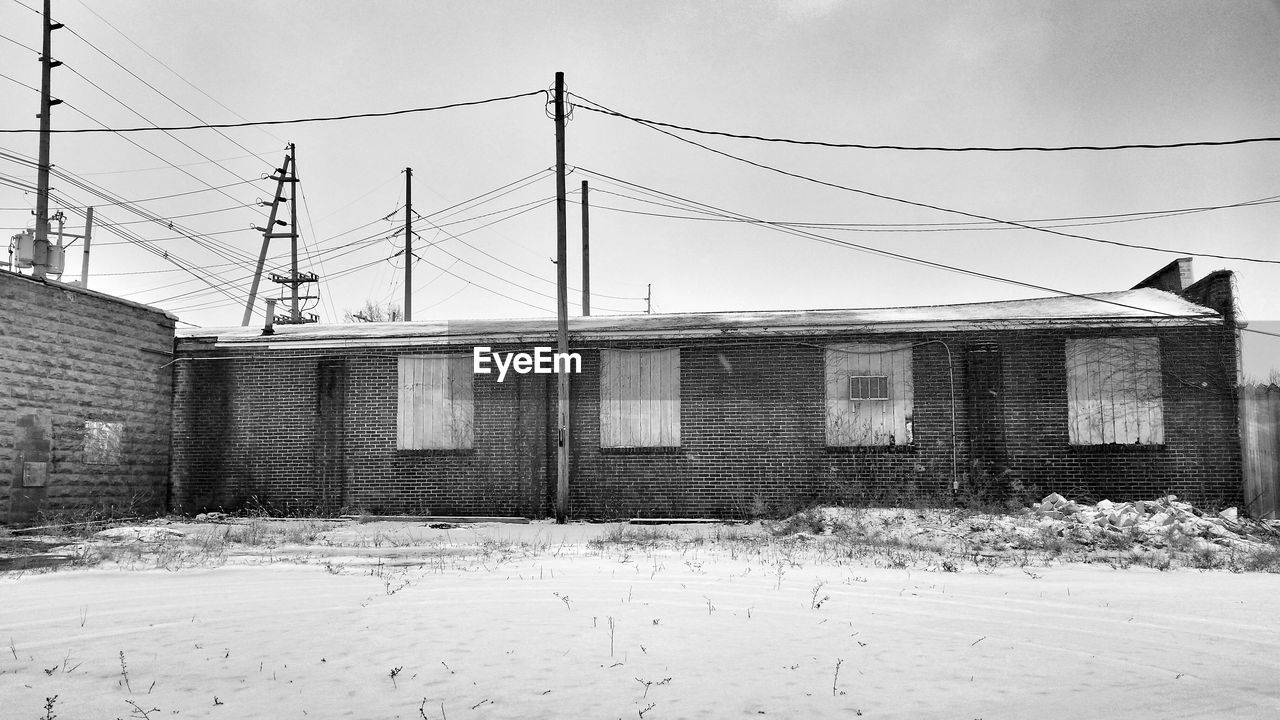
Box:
xmin=54 ymin=55 xmax=266 ymax=194
xmin=0 ymin=70 xmax=39 ymax=94
xmin=569 ymin=95 xmax=1280 ymax=266
xmin=575 ymin=167 xmax=1280 ymax=340
xmin=583 ymin=185 xmax=1280 ymax=234
xmin=55 ymin=19 xmax=277 ymax=172
xmin=568 ymin=94 xmax=1280 ymax=153
xmin=0 ymin=89 xmax=547 ymax=133
xmin=422 ymin=197 xmax=646 ymax=302
xmin=76 ymin=151 xmax=278 ymax=177
xmin=414 ymin=199 xmax=642 ymax=311
xmin=298 ymin=184 xmax=336 ymax=322
xmin=0 ymin=29 xmax=38 ymax=53
xmin=72 ymin=0 xmax=288 ymax=147
xmin=0 ymin=176 xmax=261 ymax=209
xmin=411 ymin=251 xmax=555 ymax=315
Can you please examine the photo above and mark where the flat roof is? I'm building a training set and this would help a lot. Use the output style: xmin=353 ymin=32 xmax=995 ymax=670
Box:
xmin=2 ymin=269 xmax=179 ymax=322
xmin=176 ymin=287 xmax=1221 ymax=350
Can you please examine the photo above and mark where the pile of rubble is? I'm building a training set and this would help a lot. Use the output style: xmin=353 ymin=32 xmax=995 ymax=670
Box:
xmin=1028 ymin=493 xmax=1278 ymax=551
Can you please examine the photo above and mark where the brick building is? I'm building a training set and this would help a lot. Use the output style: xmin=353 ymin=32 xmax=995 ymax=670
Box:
xmin=171 ymin=260 xmax=1242 ymax=519
xmin=2 ymin=270 xmax=176 ymax=524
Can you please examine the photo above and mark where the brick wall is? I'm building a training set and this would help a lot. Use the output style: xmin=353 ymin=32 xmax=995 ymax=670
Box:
xmin=171 ymin=315 xmax=1242 ymax=518
xmin=171 ymin=345 xmax=550 ymax=517
xmin=1 ymin=271 xmax=175 ymax=524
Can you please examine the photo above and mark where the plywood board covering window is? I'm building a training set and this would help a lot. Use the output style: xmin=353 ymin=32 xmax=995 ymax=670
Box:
xmin=599 ymin=348 xmax=680 ymax=447
xmin=826 ymin=344 xmax=913 ymax=446
xmin=84 ymin=421 xmax=124 ymax=464
xmin=397 ymin=355 xmax=474 ymax=450
xmin=1066 ymin=337 xmax=1163 ymax=445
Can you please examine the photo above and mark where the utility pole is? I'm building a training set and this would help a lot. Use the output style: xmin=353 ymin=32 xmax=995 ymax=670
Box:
xmin=287 ymin=146 xmax=301 ymax=322
xmin=554 ymin=71 xmax=570 ymax=523
xmin=244 ymin=146 xmax=294 ymax=326
xmin=581 ymin=180 xmax=589 ymax=316
xmin=646 ymin=284 xmax=651 ymax=314
xmin=404 ymin=167 xmax=412 ymax=321
xmin=33 ymin=0 xmax=63 ymax=280
xmin=244 ymin=144 xmax=318 ymax=325
xmin=78 ymin=206 xmax=94 ymax=287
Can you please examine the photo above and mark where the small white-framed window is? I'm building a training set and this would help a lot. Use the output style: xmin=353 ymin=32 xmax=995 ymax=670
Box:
xmin=599 ymin=348 xmax=680 ymax=447
xmin=1065 ymin=337 xmax=1163 ymax=445
xmin=826 ymin=344 xmax=913 ymax=446
xmin=397 ymin=355 xmax=474 ymax=450
xmin=849 ymin=375 xmax=890 ymax=401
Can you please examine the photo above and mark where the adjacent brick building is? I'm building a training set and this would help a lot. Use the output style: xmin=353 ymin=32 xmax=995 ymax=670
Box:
xmin=171 ymin=261 xmax=1242 ymax=519
xmin=1 ymin=270 xmax=176 ymax=524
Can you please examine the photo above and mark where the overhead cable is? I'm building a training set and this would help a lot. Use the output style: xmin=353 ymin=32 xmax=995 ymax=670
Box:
xmin=575 ymin=167 xmax=1280 ymax=341
xmin=568 ymin=95 xmax=1280 ymax=153
xmin=0 ymin=90 xmax=547 ymax=134
xmin=569 ymin=96 xmax=1280 ymax=266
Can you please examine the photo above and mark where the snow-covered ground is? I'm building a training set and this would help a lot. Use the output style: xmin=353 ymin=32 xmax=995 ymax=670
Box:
xmin=3 ymin=516 xmax=1280 ymax=719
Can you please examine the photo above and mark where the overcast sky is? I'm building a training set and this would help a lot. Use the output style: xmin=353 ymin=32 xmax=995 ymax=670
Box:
xmin=2 ymin=1 xmax=1277 ymax=377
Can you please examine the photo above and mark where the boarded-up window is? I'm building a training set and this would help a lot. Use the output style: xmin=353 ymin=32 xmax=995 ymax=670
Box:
xmin=84 ymin=421 xmax=124 ymax=464
xmin=599 ymin=348 xmax=680 ymax=447
xmin=826 ymin=344 xmax=913 ymax=446
xmin=1066 ymin=337 xmax=1163 ymax=445
xmin=397 ymin=356 xmax=474 ymax=449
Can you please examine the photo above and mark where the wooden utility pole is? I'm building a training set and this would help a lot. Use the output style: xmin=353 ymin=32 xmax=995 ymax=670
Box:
xmin=404 ymin=167 xmax=413 ymax=321
xmin=581 ymin=180 xmax=590 ymax=316
xmin=33 ymin=0 xmax=63 ymax=280
xmin=287 ymin=147 xmax=301 ymax=322
xmin=78 ymin=206 xmax=93 ymax=287
xmin=243 ymin=146 xmax=293 ymax=326
xmin=554 ymin=71 xmax=570 ymax=523
xmin=646 ymin=284 xmax=652 ymax=314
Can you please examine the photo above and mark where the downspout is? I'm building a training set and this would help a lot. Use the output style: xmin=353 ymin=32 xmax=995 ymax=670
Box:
xmin=920 ymin=339 xmax=958 ymax=495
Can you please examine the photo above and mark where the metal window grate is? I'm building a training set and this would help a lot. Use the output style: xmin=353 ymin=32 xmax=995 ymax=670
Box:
xmin=850 ymin=375 xmax=889 ymax=401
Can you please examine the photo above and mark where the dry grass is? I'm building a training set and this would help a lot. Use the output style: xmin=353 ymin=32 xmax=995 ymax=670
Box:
xmin=6 ymin=509 xmax=1280 ymax=576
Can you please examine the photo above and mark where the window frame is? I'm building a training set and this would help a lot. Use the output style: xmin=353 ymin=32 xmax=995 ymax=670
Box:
xmin=598 ymin=348 xmax=681 ymax=449
xmin=396 ymin=354 xmax=475 ymax=451
xmin=825 ymin=344 xmax=914 ymax=447
xmin=1065 ymin=336 xmax=1164 ymax=446
xmin=849 ymin=375 xmax=890 ymax=401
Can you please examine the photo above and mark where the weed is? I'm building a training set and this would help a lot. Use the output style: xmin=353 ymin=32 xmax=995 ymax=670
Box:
xmin=389 ymin=666 xmax=403 ymax=688
xmin=1096 ymin=528 xmax=1140 ymax=552
xmin=119 ymin=650 xmax=132 ymax=693
xmin=809 ymin=579 xmax=830 ymax=610
xmin=588 ymin=525 xmax=677 ymax=549
xmin=1189 ymin=547 xmax=1221 ymax=570
xmin=123 ymin=699 xmax=158 ymax=719
xmin=768 ymin=508 xmax=827 ymax=537
xmin=41 ymin=695 xmax=57 ymax=720
xmin=1239 ymin=544 xmax=1280 ymax=573
xmin=281 ymin=521 xmax=336 ymax=545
